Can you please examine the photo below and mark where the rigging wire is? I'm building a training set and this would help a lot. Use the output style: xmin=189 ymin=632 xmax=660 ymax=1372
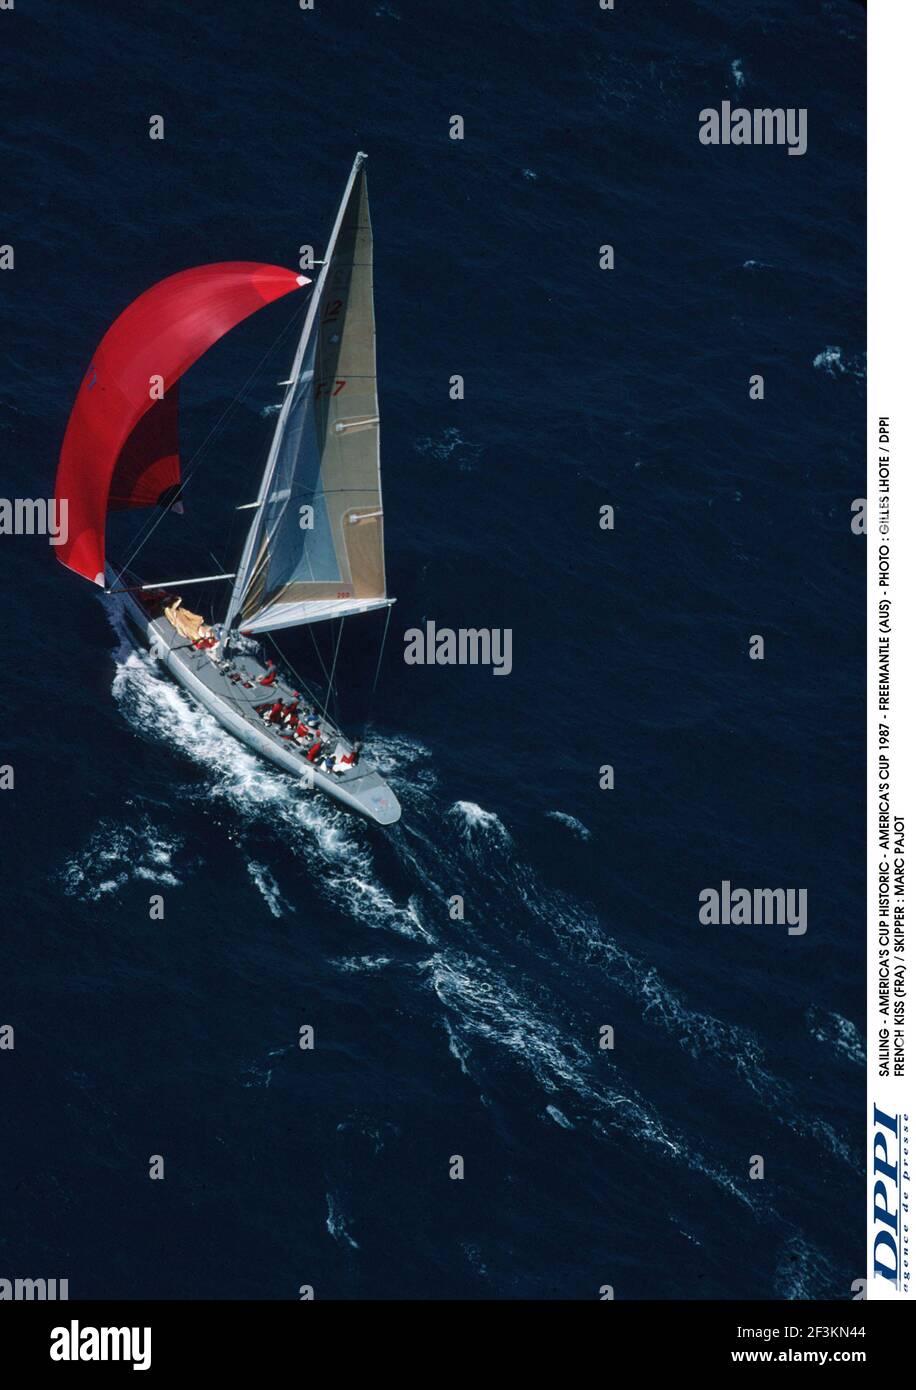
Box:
xmin=264 ymin=630 xmax=332 ymax=726
xmin=361 ymin=603 xmax=393 ymax=735
xmin=370 ymin=603 xmax=392 ymax=697
xmin=307 ymin=620 xmax=332 ymax=689
xmin=112 ymin=296 xmax=308 ymax=590
xmin=325 ymin=618 xmax=344 ymax=721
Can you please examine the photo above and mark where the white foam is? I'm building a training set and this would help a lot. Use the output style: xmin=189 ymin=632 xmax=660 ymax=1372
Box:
xmin=332 ymin=954 xmax=395 ymax=974
xmin=245 ymin=859 xmax=288 ymax=918
xmin=538 ymin=891 xmax=856 ymax=1169
xmin=240 ymin=1061 xmax=273 ymax=1088
xmin=412 ymin=427 xmax=482 ymax=470
xmin=546 ymin=811 xmax=592 ymax=840
xmin=774 ymin=1233 xmax=837 ymax=1299
xmin=335 ymin=1118 xmax=399 ymax=1154
xmin=108 ymin=632 xmax=431 ymax=941
xmin=61 ymin=818 xmax=182 ymax=902
xmin=448 ymin=800 xmax=512 ymax=847
xmin=443 ymin=1016 xmax=472 ymax=1077
xmin=422 ymin=949 xmax=753 ymax=1207
xmin=806 ymin=1007 xmax=865 ymax=1065
xmin=459 ymin=1241 xmax=489 ymax=1277
xmin=326 ymin=1193 xmax=360 ymax=1249
xmin=813 ymin=345 xmax=866 ymax=379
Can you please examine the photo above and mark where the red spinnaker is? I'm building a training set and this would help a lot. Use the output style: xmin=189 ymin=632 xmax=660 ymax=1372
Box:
xmin=54 ymin=262 xmax=308 ymax=585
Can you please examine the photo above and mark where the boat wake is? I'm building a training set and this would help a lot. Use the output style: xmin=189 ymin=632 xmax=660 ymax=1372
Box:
xmin=102 ymin=616 xmax=431 ymax=941
xmin=422 ymin=947 xmax=756 ymax=1210
xmin=75 ymin=613 xmax=854 ymax=1253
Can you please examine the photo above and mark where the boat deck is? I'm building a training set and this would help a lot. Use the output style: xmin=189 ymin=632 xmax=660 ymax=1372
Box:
xmin=116 ymin=581 xmax=401 ymax=824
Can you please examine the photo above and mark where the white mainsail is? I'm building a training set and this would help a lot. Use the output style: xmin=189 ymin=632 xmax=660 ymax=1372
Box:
xmin=226 ymin=152 xmax=390 ymax=634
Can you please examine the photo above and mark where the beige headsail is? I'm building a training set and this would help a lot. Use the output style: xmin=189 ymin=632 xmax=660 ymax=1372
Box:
xmin=226 ymin=153 xmax=390 ymax=634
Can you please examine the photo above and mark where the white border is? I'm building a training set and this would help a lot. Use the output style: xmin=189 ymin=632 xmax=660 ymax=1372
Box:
xmin=867 ymin=0 xmax=914 ymax=1303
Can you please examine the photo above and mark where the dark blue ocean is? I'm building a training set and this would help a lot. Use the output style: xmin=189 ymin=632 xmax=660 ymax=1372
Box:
xmin=1 ymin=0 xmax=864 ymax=1299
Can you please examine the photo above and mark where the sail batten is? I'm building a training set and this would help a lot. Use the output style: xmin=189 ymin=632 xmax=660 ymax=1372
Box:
xmin=226 ymin=153 xmax=389 ymax=634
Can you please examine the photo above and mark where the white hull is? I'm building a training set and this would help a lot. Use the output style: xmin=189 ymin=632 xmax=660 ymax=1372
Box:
xmin=114 ymin=583 xmax=401 ymax=827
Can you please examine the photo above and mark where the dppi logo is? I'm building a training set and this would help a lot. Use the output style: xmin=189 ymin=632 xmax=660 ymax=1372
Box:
xmin=873 ymin=1103 xmax=902 ymax=1287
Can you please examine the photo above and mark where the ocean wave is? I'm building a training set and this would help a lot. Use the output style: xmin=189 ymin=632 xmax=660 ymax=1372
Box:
xmin=527 ymin=889 xmax=856 ymax=1169
xmin=813 ymin=345 xmax=866 ymax=379
xmin=363 ymin=732 xmax=438 ymax=800
xmin=388 ymin=824 xmax=451 ymax=902
xmin=413 ymin=427 xmax=482 ymax=470
xmin=331 ymin=954 xmax=396 ymax=974
xmin=448 ymin=800 xmax=512 ymax=848
xmin=542 ymin=890 xmax=764 ymax=1069
xmin=422 ymin=949 xmax=755 ymax=1209
xmin=773 ymin=1233 xmax=843 ymax=1300
xmin=335 ymin=1117 xmax=400 ymax=1154
xmin=103 ymin=614 xmax=851 ymax=1200
xmin=459 ymin=1241 xmax=489 ymax=1278
xmin=240 ymin=1060 xmax=274 ymax=1088
xmin=376 ymin=772 xmax=852 ymax=1178
xmin=443 ymin=1015 xmax=473 ymax=1077
xmin=806 ymin=1007 xmax=865 ymax=1065
xmin=325 ymin=1193 xmax=360 ymax=1249
xmin=245 ymin=859 xmax=289 ymax=918
xmin=545 ymin=811 xmax=592 ymax=840
xmin=61 ymin=817 xmax=182 ymax=901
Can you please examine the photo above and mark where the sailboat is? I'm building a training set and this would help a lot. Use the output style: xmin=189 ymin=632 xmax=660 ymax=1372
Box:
xmin=54 ymin=153 xmax=402 ymax=825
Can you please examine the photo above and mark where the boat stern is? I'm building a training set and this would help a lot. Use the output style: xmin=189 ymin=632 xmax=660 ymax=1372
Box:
xmin=323 ymin=768 xmax=401 ymax=825
xmin=365 ymin=785 xmax=402 ymax=826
